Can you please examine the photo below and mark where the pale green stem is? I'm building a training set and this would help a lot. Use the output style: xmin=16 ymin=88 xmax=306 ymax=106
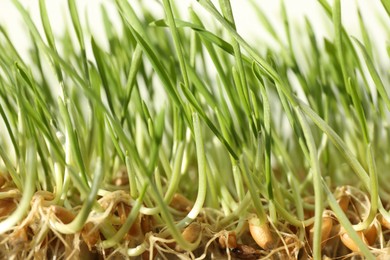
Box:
xmin=177 ymin=113 xmax=207 ymax=227
xmin=296 ymin=108 xmax=323 ymax=259
xmin=51 ymin=158 xmax=104 ymax=234
xmin=354 ymin=144 xmax=379 ymax=230
xmin=0 ymin=143 xmax=37 ymax=233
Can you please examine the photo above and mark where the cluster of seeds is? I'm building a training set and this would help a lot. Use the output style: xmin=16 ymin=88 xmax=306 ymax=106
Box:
xmin=1 ymin=168 xmax=390 ymax=260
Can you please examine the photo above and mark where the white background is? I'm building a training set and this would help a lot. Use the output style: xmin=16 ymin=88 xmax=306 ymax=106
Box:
xmin=0 ymin=0 xmax=388 ymax=63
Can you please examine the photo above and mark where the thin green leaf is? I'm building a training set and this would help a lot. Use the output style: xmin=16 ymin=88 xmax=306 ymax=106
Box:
xmin=352 ymin=37 xmax=390 ymax=110
xmin=381 ymin=0 xmax=390 ymax=17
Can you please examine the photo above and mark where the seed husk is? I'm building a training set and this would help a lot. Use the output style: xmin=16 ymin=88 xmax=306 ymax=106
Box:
xmin=117 ymin=202 xmax=131 ymax=225
xmin=339 ymin=227 xmax=368 ymax=252
xmin=248 ymin=217 xmax=274 ymax=250
xmin=309 ymin=216 xmax=333 ymax=248
xmin=81 ymin=222 xmax=100 ymax=250
xmin=378 ymin=214 xmax=390 ymax=230
xmin=9 ymin=227 xmax=28 ymax=248
xmin=170 ymin=193 xmax=193 ymax=212
xmin=0 ymin=198 xmax=17 ymax=218
xmin=114 ymin=176 xmax=129 ymax=187
xmin=181 ymin=222 xmax=201 ymax=243
xmin=363 ymin=224 xmax=377 ymax=246
xmin=231 ymin=244 xmax=261 ymax=259
xmin=218 ymin=231 xmax=237 ymax=249
xmin=115 ymin=202 xmax=144 ymax=240
xmin=51 ymin=205 xmax=75 ymax=224
xmin=337 ymin=195 xmax=350 ymax=213
xmin=128 ymin=215 xmax=142 ymax=238
xmin=174 ymin=222 xmax=201 ymax=252
xmin=142 ymin=249 xmax=157 ymax=260
xmin=141 ymin=214 xmax=153 ymax=234
xmin=0 ymin=175 xmax=6 ymax=188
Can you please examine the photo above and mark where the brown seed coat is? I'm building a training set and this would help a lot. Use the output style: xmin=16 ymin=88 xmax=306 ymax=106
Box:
xmin=339 ymin=227 xmax=368 ymax=252
xmin=248 ymin=217 xmax=274 ymax=250
xmin=182 ymin=222 xmax=201 ymax=243
xmin=170 ymin=193 xmax=193 ymax=212
xmin=81 ymin=222 xmax=100 ymax=250
xmin=51 ymin=205 xmax=75 ymax=224
xmin=337 ymin=195 xmax=350 ymax=213
xmin=0 ymin=199 xmax=17 ymax=218
xmin=218 ymin=231 xmax=237 ymax=249
xmin=309 ymin=216 xmax=333 ymax=248
xmin=363 ymin=224 xmax=377 ymax=246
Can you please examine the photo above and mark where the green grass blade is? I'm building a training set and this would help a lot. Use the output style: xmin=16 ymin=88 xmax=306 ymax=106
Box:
xmin=152 ymin=19 xmax=248 ymax=63
xmin=0 ymin=102 xmax=19 ymax=158
xmin=381 ymin=0 xmax=390 ymax=17
xmin=68 ymin=0 xmax=90 ymax=82
xmin=180 ymin=83 xmax=238 ymax=159
xmin=352 ymin=37 xmax=390 ymax=111
xmin=333 ymin=0 xmax=369 ymax=143
xmin=219 ymin=0 xmax=250 ymax=115
xmin=198 ymin=0 xmax=296 ymax=106
xmin=161 ymin=0 xmax=190 ymax=90
xmin=58 ymin=98 xmax=89 ymax=187
xmin=357 ymin=9 xmax=373 ymax=60
xmin=91 ymin=38 xmax=115 ymax=115
xmin=68 ymin=0 xmax=84 ymax=50
xmin=295 ymin=108 xmax=323 ymax=259
xmin=299 ymin=101 xmax=370 ymax=188
xmin=39 ymin=0 xmax=65 ymax=84
xmin=120 ymin=45 xmax=143 ymax=124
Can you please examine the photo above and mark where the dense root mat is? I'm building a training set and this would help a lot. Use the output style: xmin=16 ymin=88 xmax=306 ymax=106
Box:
xmin=1 ymin=179 xmax=390 ymax=260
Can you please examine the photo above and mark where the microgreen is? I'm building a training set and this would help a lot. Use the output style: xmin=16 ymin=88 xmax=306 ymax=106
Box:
xmin=0 ymin=0 xmax=389 ymax=258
